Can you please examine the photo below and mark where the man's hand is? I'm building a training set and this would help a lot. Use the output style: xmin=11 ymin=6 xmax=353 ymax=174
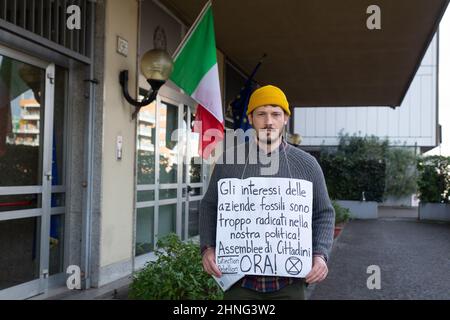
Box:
xmin=202 ymin=247 xmax=222 ymax=278
xmin=305 ymin=255 xmax=328 ymax=284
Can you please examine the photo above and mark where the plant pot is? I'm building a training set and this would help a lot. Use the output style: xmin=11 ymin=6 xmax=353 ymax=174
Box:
xmin=334 ymin=225 xmax=344 ymax=238
xmin=336 ymin=200 xmax=378 ymax=219
xmin=419 ymin=203 xmax=450 ymax=222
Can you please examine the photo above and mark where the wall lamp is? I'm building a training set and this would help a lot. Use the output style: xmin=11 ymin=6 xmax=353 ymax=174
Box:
xmin=119 ymin=48 xmax=174 ymax=119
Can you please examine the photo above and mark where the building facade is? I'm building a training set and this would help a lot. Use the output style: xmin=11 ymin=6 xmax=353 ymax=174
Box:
xmin=0 ymin=0 xmax=249 ymax=299
xmin=0 ymin=0 xmax=446 ymax=300
xmin=293 ymin=35 xmax=440 ymax=154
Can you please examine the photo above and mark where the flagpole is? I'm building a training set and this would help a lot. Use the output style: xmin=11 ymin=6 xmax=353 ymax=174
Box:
xmin=172 ymin=0 xmax=212 ymax=61
xmin=246 ymin=53 xmax=267 ymax=86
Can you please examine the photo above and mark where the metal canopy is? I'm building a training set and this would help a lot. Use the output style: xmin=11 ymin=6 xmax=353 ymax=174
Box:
xmin=159 ymin=0 xmax=449 ymax=107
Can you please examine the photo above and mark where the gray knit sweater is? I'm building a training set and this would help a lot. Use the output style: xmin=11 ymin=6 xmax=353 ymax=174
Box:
xmin=199 ymin=139 xmax=335 ymax=262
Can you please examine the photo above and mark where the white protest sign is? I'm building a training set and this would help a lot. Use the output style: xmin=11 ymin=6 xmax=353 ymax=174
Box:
xmin=216 ymin=177 xmax=313 ymax=278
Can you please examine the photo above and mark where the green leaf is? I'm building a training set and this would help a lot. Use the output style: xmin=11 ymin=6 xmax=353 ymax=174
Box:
xmin=129 ymin=233 xmax=223 ymax=300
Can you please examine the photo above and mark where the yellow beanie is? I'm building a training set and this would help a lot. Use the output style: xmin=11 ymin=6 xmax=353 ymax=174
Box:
xmin=247 ymin=85 xmax=290 ymax=116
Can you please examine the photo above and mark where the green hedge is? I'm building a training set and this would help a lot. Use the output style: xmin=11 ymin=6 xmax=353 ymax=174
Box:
xmin=321 ymin=155 xmax=386 ymax=202
xmin=320 ymin=134 xmax=387 ymax=202
xmin=417 ymin=155 xmax=450 ymax=203
xmin=385 ymin=147 xmax=418 ymax=198
xmin=319 ymin=133 xmax=419 ymax=202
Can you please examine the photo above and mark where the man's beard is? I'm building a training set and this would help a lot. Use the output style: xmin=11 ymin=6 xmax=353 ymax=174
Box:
xmin=256 ymin=128 xmax=283 ymax=145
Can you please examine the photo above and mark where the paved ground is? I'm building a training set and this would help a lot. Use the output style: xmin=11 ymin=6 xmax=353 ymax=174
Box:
xmin=31 ymin=207 xmax=447 ymax=301
xmin=310 ymin=219 xmax=450 ymax=300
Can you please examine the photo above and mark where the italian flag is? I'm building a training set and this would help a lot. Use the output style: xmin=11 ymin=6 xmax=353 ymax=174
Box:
xmin=170 ymin=2 xmax=224 ymax=159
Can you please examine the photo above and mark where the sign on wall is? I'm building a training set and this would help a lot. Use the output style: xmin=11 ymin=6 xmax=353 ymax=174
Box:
xmin=216 ymin=177 xmax=313 ymax=278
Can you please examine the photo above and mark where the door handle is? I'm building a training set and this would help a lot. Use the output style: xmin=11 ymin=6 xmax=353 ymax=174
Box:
xmin=44 ymin=171 xmax=53 ymax=181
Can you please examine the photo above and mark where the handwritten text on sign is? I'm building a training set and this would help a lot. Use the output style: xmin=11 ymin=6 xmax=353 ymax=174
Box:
xmin=216 ymin=178 xmax=313 ymax=278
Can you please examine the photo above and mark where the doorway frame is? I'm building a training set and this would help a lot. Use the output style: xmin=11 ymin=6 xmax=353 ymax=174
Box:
xmin=0 ymin=45 xmax=55 ymax=299
xmin=134 ymin=85 xmax=209 ymax=269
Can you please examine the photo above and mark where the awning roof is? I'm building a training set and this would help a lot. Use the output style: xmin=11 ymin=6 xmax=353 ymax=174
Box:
xmin=160 ymin=0 xmax=449 ymax=107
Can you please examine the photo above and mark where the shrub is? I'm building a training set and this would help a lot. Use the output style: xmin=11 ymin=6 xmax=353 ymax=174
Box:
xmin=417 ymin=156 xmax=450 ymax=203
xmin=384 ymin=147 xmax=418 ymax=198
xmin=332 ymin=200 xmax=351 ymax=225
xmin=320 ymin=133 xmax=387 ymax=202
xmin=129 ymin=233 xmax=223 ymax=300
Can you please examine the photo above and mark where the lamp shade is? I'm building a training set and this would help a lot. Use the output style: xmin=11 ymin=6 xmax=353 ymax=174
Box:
xmin=140 ymin=49 xmax=174 ymax=81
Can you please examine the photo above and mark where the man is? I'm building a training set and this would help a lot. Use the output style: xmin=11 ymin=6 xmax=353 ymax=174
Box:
xmin=199 ymin=85 xmax=335 ymax=300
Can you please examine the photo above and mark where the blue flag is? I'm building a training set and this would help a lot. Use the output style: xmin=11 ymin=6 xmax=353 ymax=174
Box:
xmin=230 ymin=55 xmax=266 ymax=132
xmin=230 ymin=82 xmax=256 ymax=132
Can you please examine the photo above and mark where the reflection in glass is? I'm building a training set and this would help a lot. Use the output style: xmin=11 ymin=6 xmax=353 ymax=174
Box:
xmin=52 ymin=66 xmax=67 ymax=186
xmin=0 ymin=217 xmax=41 ymax=290
xmin=188 ymin=106 xmax=202 ymax=183
xmin=49 ymin=67 xmax=67 ymax=276
xmin=51 ymin=193 xmax=65 ymax=207
xmin=159 ymin=189 xmax=177 ymax=200
xmin=183 ymin=106 xmax=187 ymax=184
xmin=159 ymin=102 xmax=178 ymax=184
xmin=49 ymin=214 xmax=64 ymax=275
xmin=190 ymin=158 xmax=202 ymax=183
xmin=0 ymin=55 xmax=45 ymax=187
xmin=182 ymin=187 xmax=203 ymax=198
xmin=0 ymin=194 xmax=40 ymax=212
xmin=190 ymin=188 xmax=202 ymax=197
xmin=135 ymin=207 xmax=154 ymax=256
xmin=137 ymin=96 xmax=156 ymax=185
xmin=137 ymin=190 xmax=155 ymax=203
xmin=0 ymin=57 xmax=68 ymax=286
xmin=188 ymin=201 xmax=201 ymax=238
xmin=182 ymin=204 xmax=186 ymax=240
xmin=158 ymin=204 xmax=176 ymax=239
xmin=182 ymin=105 xmax=202 ymax=184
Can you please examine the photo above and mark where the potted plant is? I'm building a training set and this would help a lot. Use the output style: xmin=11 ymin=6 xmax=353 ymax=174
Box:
xmin=417 ymin=156 xmax=450 ymax=222
xmin=129 ymin=233 xmax=223 ymax=300
xmin=332 ymin=200 xmax=351 ymax=238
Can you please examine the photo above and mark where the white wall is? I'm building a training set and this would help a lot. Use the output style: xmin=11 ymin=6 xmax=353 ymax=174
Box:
xmin=100 ymin=0 xmax=138 ymax=269
xmin=294 ymin=35 xmax=438 ymax=148
xmin=427 ymin=10 xmax=450 ymax=156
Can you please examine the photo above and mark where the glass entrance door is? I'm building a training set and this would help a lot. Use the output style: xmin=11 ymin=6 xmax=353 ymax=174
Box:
xmin=157 ymin=95 xmax=206 ymax=242
xmin=0 ymin=48 xmax=55 ymax=299
xmin=181 ymin=104 xmax=204 ymax=240
xmin=156 ymin=97 xmax=181 ymax=239
xmin=135 ymin=87 xmax=208 ymax=261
